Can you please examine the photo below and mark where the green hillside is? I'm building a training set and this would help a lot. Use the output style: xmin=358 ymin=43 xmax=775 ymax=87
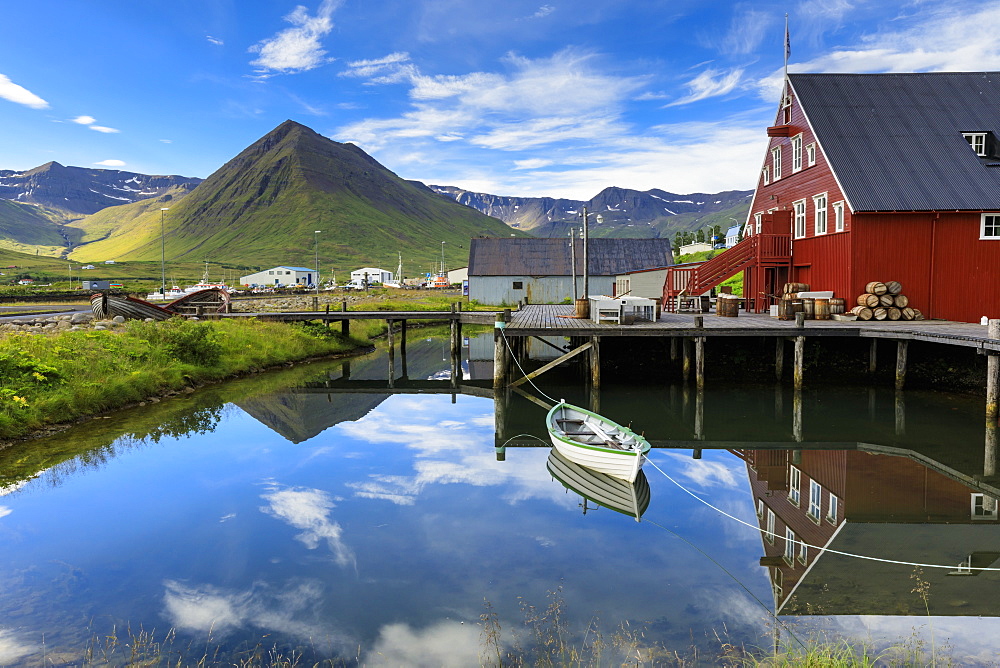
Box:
xmin=0 ymin=200 xmax=79 ymax=257
xmin=70 ymin=121 xmax=523 ymax=272
xmin=66 ymin=184 xmax=197 ymax=250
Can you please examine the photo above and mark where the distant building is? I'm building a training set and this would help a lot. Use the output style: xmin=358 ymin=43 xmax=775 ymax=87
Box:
xmin=350 ymin=267 xmax=393 ymax=284
xmin=447 ymin=266 xmax=468 ymax=285
xmin=468 ymin=237 xmax=672 ymax=305
xmin=677 ymin=241 xmax=713 ymax=255
xmin=240 ymin=266 xmax=316 ymax=287
xmin=724 ymin=225 xmax=742 ymax=248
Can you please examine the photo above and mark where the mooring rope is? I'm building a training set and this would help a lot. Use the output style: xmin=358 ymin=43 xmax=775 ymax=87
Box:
xmin=498 ymin=326 xmax=561 ymax=406
xmin=645 ymin=455 xmax=1000 ymax=572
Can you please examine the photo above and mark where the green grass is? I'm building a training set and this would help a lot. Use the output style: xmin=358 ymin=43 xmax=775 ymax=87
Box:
xmin=0 ymin=318 xmax=369 ymax=441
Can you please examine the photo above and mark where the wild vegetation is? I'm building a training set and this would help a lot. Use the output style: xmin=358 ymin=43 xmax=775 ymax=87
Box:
xmin=0 ymin=317 xmax=382 ymax=442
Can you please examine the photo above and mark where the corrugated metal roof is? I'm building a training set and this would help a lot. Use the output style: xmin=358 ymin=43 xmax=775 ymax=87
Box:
xmin=789 ymin=72 xmax=1000 ymax=212
xmin=468 ymin=237 xmax=672 ymax=276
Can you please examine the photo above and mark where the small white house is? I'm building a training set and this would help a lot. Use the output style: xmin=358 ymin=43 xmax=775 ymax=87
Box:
xmin=677 ymin=241 xmax=714 ymax=255
xmin=241 ymin=266 xmax=316 ymax=287
xmin=724 ymin=224 xmax=742 ymax=248
xmin=350 ymin=267 xmax=393 ymax=285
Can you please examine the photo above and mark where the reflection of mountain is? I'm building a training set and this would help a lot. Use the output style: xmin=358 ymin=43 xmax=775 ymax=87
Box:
xmin=547 ymin=448 xmax=650 ymax=521
xmin=745 ymin=446 xmax=1000 ymax=617
xmin=235 ymin=335 xmax=460 ymax=443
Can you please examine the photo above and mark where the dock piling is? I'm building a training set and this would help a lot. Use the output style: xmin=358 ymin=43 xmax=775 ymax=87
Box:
xmin=895 ymin=340 xmax=908 ymax=390
xmin=775 ymin=338 xmax=784 ymax=381
xmin=988 ymin=320 xmax=1000 ymax=421
xmin=793 ymin=336 xmax=805 ymax=390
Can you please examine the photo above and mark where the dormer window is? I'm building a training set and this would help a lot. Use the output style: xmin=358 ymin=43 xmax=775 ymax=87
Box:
xmin=964 ymin=132 xmax=989 ymax=156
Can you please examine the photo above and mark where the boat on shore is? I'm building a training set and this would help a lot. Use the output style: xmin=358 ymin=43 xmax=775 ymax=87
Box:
xmin=545 ymin=401 xmax=650 ymax=483
xmin=91 ymin=287 xmax=230 ymax=321
xmin=546 ymin=448 xmax=650 ymax=521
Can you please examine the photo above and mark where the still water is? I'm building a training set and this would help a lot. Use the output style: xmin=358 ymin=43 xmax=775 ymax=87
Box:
xmin=1 ymin=331 xmax=999 ymax=665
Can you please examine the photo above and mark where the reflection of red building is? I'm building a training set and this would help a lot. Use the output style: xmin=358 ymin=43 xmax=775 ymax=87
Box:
xmin=744 ymin=447 xmax=1000 ymax=616
xmin=666 ymin=73 xmax=1000 ymax=322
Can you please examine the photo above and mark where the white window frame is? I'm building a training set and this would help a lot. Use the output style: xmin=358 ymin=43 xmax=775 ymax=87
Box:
xmin=833 ymin=201 xmax=845 ymax=233
xmin=797 ymin=535 xmax=808 ymax=565
xmin=793 ymin=199 xmax=806 ymax=239
xmin=806 ymin=143 xmax=816 ymax=166
xmin=981 ymin=214 xmax=1000 ymax=240
xmin=766 ymin=508 xmax=775 ymax=544
xmin=972 ymin=493 xmax=998 ymax=520
xmin=788 ymin=466 xmax=801 ymax=506
xmin=762 ymin=166 xmax=770 ymax=185
xmin=772 ymin=146 xmax=782 ymax=180
xmin=791 ymin=134 xmax=803 ymax=173
xmin=754 ymin=212 xmax=762 ymax=235
xmin=808 ymin=480 xmax=822 ymax=520
xmin=813 ymin=193 xmax=828 ymax=235
xmin=964 ymin=132 xmax=987 ymax=156
xmin=826 ymin=492 xmax=839 ymax=524
xmin=757 ymin=498 xmax=764 ymax=519
xmin=784 ymin=527 xmax=796 ymax=563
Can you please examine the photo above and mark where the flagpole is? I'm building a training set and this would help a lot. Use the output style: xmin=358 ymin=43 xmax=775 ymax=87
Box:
xmin=783 ymin=13 xmax=790 ymax=96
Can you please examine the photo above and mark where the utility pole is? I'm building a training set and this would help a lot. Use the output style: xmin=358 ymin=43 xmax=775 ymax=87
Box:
xmin=579 ymin=207 xmax=590 ymax=298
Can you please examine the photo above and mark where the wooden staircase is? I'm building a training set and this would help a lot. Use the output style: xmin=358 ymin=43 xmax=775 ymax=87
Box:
xmin=663 ymin=234 xmax=791 ymax=312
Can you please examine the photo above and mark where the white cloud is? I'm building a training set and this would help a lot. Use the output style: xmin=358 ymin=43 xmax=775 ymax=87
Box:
xmin=341 ymin=52 xmax=412 ymax=80
xmin=720 ymin=8 xmax=773 ymax=55
xmin=260 ymin=483 xmax=355 ymax=567
xmin=362 ymin=620 xmax=481 ymax=667
xmin=249 ymin=0 xmax=342 ymax=75
xmin=160 ymin=139 xmax=172 ymax=143
xmin=0 ymin=506 xmax=10 ymax=519
xmin=667 ymin=67 xmax=744 ymax=106
xmin=206 ymin=35 xmax=224 ymax=46
xmin=94 ymin=159 xmax=125 ymax=167
xmin=0 ymin=73 xmax=48 ymax=109
xmin=71 ymin=115 xmax=96 ymax=125
xmin=0 ymin=629 xmax=33 ymax=664
xmin=89 ymin=125 xmax=120 ymax=134
xmin=528 ymin=5 xmax=556 ymax=19
xmin=163 ymin=580 xmax=245 ymax=633
xmin=513 ymin=158 xmax=553 ymax=170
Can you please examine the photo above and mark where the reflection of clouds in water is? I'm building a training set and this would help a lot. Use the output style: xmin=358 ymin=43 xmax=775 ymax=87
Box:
xmin=340 ymin=398 xmax=566 ymax=507
xmin=260 ymin=484 xmax=355 ymax=568
xmin=0 ymin=506 xmax=11 ymax=519
xmin=162 ymin=580 xmax=344 ymax=644
xmin=362 ymin=620 xmax=480 ymax=668
xmin=0 ymin=629 xmax=33 ymax=664
xmin=659 ymin=452 xmax=740 ymax=489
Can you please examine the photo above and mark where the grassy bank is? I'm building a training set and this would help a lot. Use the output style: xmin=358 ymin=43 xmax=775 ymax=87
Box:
xmin=0 ymin=317 xmax=383 ymax=442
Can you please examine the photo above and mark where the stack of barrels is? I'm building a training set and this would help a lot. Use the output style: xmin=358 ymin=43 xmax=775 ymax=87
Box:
xmin=849 ymin=281 xmax=924 ymax=321
xmin=776 ymin=283 xmax=846 ymax=321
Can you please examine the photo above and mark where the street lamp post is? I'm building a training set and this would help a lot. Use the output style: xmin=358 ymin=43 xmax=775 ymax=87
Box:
xmin=440 ymin=241 xmax=446 ymax=275
xmin=159 ymin=207 xmax=169 ymax=296
xmin=314 ymin=230 xmax=322 ymax=293
xmin=579 ymin=207 xmax=590 ymax=298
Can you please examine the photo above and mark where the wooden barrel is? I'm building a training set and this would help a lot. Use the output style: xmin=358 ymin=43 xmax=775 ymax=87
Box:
xmin=872 ymin=307 xmax=887 ymax=320
xmin=783 ymin=282 xmax=810 ymax=294
xmin=894 ymin=294 xmax=909 ymax=308
xmin=865 ymin=281 xmax=887 ymax=295
xmin=574 ymin=298 xmax=590 ymax=318
xmin=717 ymin=296 xmax=739 ymax=317
xmin=857 ymin=293 xmax=879 ymax=308
xmin=814 ymin=298 xmax=830 ymax=320
xmin=829 ymin=298 xmax=846 ymax=314
xmin=912 ymin=309 xmax=925 ymax=320
xmin=887 ymin=307 xmax=902 ymax=320
xmin=778 ymin=297 xmax=797 ymax=320
xmin=850 ymin=305 xmax=873 ymax=320
xmin=801 ymin=297 xmax=815 ymax=319
xmin=884 ymin=280 xmax=902 ymax=295
xmin=878 ymin=294 xmax=894 ymax=307
xmin=901 ymin=306 xmax=915 ymax=320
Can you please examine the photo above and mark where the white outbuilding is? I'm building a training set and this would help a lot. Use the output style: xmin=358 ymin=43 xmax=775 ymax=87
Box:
xmin=240 ymin=266 xmax=317 ymax=287
xmin=350 ymin=267 xmax=393 ymax=285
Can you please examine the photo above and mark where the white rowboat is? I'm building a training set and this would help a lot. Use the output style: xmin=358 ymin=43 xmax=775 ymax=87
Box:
xmin=545 ymin=401 xmax=650 ymax=483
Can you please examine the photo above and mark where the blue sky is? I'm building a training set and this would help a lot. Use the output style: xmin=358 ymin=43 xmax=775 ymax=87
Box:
xmin=2 ymin=0 xmax=998 ymax=200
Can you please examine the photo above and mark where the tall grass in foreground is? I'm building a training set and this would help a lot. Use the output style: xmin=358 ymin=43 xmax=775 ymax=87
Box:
xmin=0 ymin=318 xmax=372 ymax=441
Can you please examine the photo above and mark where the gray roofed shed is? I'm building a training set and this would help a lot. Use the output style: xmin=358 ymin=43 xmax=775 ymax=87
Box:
xmin=790 ymin=72 xmax=1000 ymax=212
xmin=468 ymin=237 xmax=672 ymax=276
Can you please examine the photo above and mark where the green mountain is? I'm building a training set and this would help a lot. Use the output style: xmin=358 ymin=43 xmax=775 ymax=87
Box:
xmin=0 ymin=199 xmax=80 ymax=256
xmin=70 ymin=121 xmax=521 ymax=272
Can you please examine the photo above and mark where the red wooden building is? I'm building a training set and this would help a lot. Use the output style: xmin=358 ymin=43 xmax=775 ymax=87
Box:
xmin=665 ymin=72 xmax=1000 ymax=323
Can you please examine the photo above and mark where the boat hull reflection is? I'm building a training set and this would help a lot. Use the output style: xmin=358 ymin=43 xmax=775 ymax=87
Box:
xmin=547 ymin=448 xmax=651 ymax=521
